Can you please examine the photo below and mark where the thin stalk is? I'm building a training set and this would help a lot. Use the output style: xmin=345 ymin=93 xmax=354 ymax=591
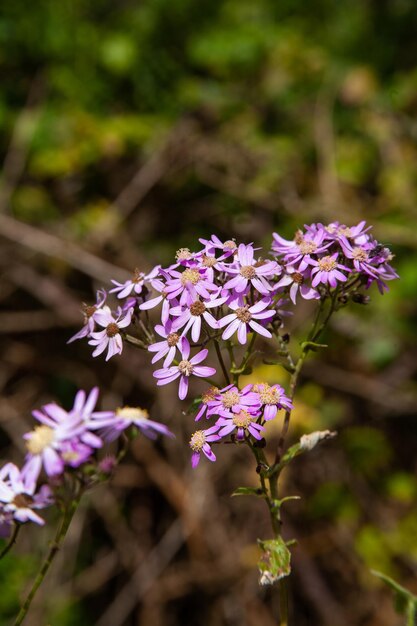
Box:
xmin=124 ymin=334 xmax=147 ymax=349
xmin=276 ymin=292 xmax=339 ymax=463
xmin=0 ymin=523 xmax=20 ymax=560
xmin=14 ymin=494 xmax=81 ymax=626
xmin=214 ymin=339 xmax=230 ymax=385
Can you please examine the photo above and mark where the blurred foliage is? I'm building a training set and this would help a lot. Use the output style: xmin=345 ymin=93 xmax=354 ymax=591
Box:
xmin=1 ymin=0 xmax=417 ymax=625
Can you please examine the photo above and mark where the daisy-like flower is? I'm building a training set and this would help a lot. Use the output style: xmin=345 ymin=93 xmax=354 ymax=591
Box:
xmin=198 ymin=234 xmax=238 ymax=258
xmin=218 ymin=298 xmax=275 ymax=344
xmin=254 ymin=383 xmax=293 ymax=421
xmin=23 ymin=402 xmax=87 ymax=480
xmin=88 ymin=406 xmax=173 ymax=442
xmin=310 ymin=254 xmax=350 ymax=288
xmin=207 ymin=384 xmax=261 ymax=418
xmin=216 ymin=409 xmax=265 ymax=441
xmin=110 ymin=266 xmax=163 ymax=299
xmin=339 ymin=237 xmax=386 ymax=281
xmin=164 ymin=267 xmax=218 ymax=305
xmin=223 ymin=244 xmax=279 ymax=295
xmin=169 ymin=295 xmax=225 ymax=342
xmin=88 ymin=306 xmax=133 ymax=361
xmin=147 ymin=319 xmax=183 ymax=367
xmin=194 ymin=386 xmax=220 ymax=421
xmin=274 ymin=229 xmax=330 ymax=272
xmin=139 ymin=289 xmax=172 ymax=325
xmin=274 ymin=266 xmax=319 ymax=304
xmin=67 ymin=289 xmax=107 ymax=344
xmin=189 ymin=425 xmax=220 ymax=467
xmin=0 ymin=463 xmax=53 ymax=525
xmin=153 ymin=338 xmax=216 ymax=400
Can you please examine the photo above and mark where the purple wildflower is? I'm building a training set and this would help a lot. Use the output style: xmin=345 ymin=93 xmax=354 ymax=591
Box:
xmin=194 ymin=386 xmax=221 ymax=421
xmin=207 ymin=384 xmax=261 ymax=418
xmin=189 ymin=425 xmax=220 ymax=467
xmin=88 ymin=305 xmax=133 ymax=360
xmin=254 ymin=383 xmax=293 ymax=421
xmin=310 ymin=254 xmax=350 ymax=288
xmin=67 ymin=289 xmax=107 ymax=344
xmin=89 ymin=406 xmax=173 ymax=442
xmin=216 ymin=409 xmax=265 ymax=441
xmin=169 ymin=295 xmax=225 ymax=342
xmin=218 ymin=298 xmax=275 ymax=344
xmin=223 ymin=244 xmax=279 ymax=295
xmin=153 ymin=338 xmax=216 ymax=400
xmin=23 ymin=403 xmax=87 ymax=479
xmin=0 ymin=463 xmax=53 ymax=525
xmin=148 ymin=319 xmax=183 ymax=367
xmin=110 ymin=266 xmax=163 ymax=299
xmin=274 ymin=266 xmax=319 ymax=304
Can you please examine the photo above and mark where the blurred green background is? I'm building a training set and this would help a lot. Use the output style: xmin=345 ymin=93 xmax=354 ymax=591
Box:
xmin=0 ymin=1 xmax=417 ymax=625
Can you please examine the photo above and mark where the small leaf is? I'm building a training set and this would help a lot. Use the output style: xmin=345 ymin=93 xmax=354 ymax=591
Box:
xmin=258 ymin=537 xmax=291 ymax=585
xmin=301 ymin=341 xmax=328 ymax=351
xmin=232 ymin=486 xmax=265 ymax=498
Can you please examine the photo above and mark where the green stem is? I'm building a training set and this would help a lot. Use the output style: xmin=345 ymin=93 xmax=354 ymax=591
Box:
xmin=276 ymin=292 xmax=338 ymax=464
xmin=214 ymin=339 xmax=230 ymax=385
xmin=406 ymin=600 xmax=416 ymax=626
xmin=0 ymin=523 xmax=20 ymax=560
xmin=124 ymin=334 xmax=147 ymax=349
xmin=14 ymin=494 xmax=81 ymax=626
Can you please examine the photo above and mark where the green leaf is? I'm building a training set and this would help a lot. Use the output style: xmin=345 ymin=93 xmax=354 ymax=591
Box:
xmin=232 ymin=486 xmax=265 ymax=498
xmin=371 ymin=570 xmax=417 ymax=617
xmin=258 ymin=537 xmax=292 ymax=585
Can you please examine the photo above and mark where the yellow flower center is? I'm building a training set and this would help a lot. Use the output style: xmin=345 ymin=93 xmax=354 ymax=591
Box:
xmin=298 ymin=241 xmax=317 ymax=255
xmin=221 ymin=390 xmax=240 ymax=408
xmin=232 ymin=410 xmax=253 ymax=429
xmin=190 ymin=430 xmax=206 ymax=451
xmin=26 ymin=425 xmax=54 ymax=455
xmin=259 ymin=385 xmax=280 ymax=405
xmin=318 ymin=256 xmax=337 ymax=272
xmin=181 ymin=269 xmax=201 ymax=285
xmin=201 ymin=386 xmax=220 ymax=404
xmin=178 ymin=360 xmax=194 ymax=376
xmin=240 ymin=265 xmax=256 ymax=279
xmin=116 ymin=407 xmax=149 ymax=421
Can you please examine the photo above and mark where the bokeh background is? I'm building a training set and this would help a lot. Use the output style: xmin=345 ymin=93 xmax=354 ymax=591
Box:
xmin=1 ymin=1 xmax=417 ymax=624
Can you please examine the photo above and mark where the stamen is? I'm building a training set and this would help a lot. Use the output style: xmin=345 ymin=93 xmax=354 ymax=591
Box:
xmin=240 ymin=265 xmax=256 ymax=279
xmin=26 ymin=425 xmax=54 ymax=455
xmin=190 ymin=430 xmax=206 ymax=451
xmin=181 ymin=269 xmax=201 ymax=285
xmin=190 ymin=301 xmax=206 ymax=316
xmin=106 ymin=322 xmax=120 ymax=337
xmin=318 ymin=256 xmax=337 ymax=272
xmin=221 ymin=390 xmax=240 ymax=408
xmin=178 ymin=360 xmax=194 ymax=376
xmin=236 ymin=306 xmax=252 ymax=323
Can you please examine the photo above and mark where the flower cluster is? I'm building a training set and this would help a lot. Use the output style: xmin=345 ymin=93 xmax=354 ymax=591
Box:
xmin=189 ymin=383 xmax=293 ymax=467
xmin=272 ymin=221 xmax=398 ymax=302
xmin=0 ymin=388 xmax=171 ymax=535
xmin=67 ymin=221 xmax=398 ymax=468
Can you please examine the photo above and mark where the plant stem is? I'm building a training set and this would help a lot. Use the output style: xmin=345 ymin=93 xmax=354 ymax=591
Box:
xmin=14 ymin=494 xmax=81 ymax=626
xmin=279 ymin=578 xmax=289 ymax=626
xmin=276 ymin=292 xmax=338 ymax=463
xmin=214 ymin=339 xmax=230 ymax=385
xmin=0 ymin=523 xmax=20 ymax=560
